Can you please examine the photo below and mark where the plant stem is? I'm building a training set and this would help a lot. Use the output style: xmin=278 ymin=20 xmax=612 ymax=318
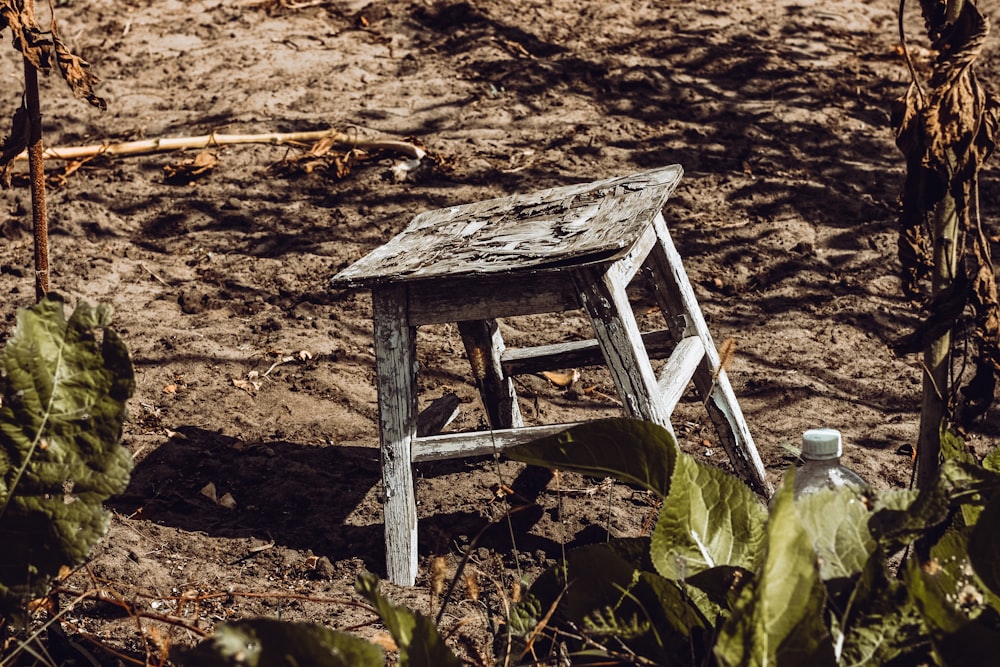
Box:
xmin=23 ymin=57 xmax=48 ymax=302
xmin=916 ymin=174 xmax=959 ymax=489
xmin=12 ymin=129 xmax=426 ymax=162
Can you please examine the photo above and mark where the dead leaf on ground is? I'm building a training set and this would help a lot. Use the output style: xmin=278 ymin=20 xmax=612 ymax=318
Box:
xmin=272 ymin=143 xmax=371 ymax=179
xmin=541 ymin=369 xmax=580 ymax=388
xmin=232 ymin=378 xmax=262 ymax=393
xmin=164 ymin=150 xmax=218 ymax=182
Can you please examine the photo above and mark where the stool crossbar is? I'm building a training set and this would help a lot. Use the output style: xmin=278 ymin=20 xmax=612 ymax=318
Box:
xmin=332 ymin=165 xmax=770 ymax=585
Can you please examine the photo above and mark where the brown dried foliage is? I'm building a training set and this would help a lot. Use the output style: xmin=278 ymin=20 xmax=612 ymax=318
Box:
xmin=271 ymin=138 xmax=374 ymax=179
xmin=51 ymin=18 xmax=106 ymax=111
xmin=0 ymin=0 xmax=105 ymax=169
xmin=894 ymin=0 xmax=1000 ymax=426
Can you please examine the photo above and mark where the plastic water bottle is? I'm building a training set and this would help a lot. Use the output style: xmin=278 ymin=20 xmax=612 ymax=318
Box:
xmin=793 ymin=428 xmax=868 ymax=499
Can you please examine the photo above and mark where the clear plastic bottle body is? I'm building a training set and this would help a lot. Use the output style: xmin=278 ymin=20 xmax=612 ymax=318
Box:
xmin=789 ymin=428 xmax=868 ymax=500
xmin=793 ymin=457 xmax=868 ymax=498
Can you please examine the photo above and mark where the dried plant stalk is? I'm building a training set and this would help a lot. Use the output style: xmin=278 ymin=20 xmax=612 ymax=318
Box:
xmin=13 ymin=129 xmax=425 ymax=162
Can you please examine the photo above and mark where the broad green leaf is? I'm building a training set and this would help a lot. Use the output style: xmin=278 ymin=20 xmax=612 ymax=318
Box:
xmin=870 ymin=487 xmax=918 ymax=514
xmin=355 ymin=572 xmax=462 ymax=667
xmin=870 ymin=460 xmax=1000 ymax=553
xmin=651 ymin=453 xmax=766 ymax=579
xmin=0 ymin=296 xmax=134 ymax=613
xmin=714 ymin=477 xmax=835 ymax=667
xmin=527 ymin=538 xmax=711 ymax=663
xmin=941 ymin=426 xmax=976 ymax=465
xmin=906 ymin=556 xmax=1000 ymax=664
xmin=581 ymin=605 xmax=652 ymax=640
xmin=177 ymin=618 xmax=383 ymax=667
xmin=942 ymin=425 xmax=987 ymax=527
xmin=928 ymin=528 xmax=1000 ymax=613
xmin=507 ymin=418 xmax=677 ymax=496
xmin=969 ymin=494 xmax=1000 ymax=601
xmin=839 ymin=551 xmax=928 ymax=666
xmin=796 ymin=488 xmax=874 ymax=581
xmin=983 ymin=446 xmax=1000 ymax=474
xmin=685 ymin=565 xmax=751 ymax=614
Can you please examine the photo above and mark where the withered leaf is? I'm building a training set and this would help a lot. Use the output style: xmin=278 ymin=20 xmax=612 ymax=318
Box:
xmin=271 ymin=143 xmax=371 ymax=179
xmin=52 ymin=23 xmax=106 ymax=111
xmin=1 ymin=5 xmax=104 ymax=108
xmin=0 ymin=105 xmax=28 ymax=168
xmin=163 ymin=151 xmax=218 ymax=182
xmin=541 ymin=369 xmax=580 ymax=388
xmin=1 ymin=2 xmax=53 ymax=71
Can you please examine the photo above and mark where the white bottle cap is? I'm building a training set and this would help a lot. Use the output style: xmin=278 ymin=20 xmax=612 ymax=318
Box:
xmin=802 ymin=428 xmax=842 ymax=460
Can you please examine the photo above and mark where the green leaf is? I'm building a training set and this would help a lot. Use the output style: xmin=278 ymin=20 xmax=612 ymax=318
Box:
xmin=839 ymin=550 xmax=929 ymax=666
xmin=526 ymin=538 xmax=711 ymax=663
xmin=983 ymin=446 xmax=1000 ymax=474
xmin=0 ymin=296 xmax=134 ymax=612
xmin=507 ymin=418 xmax=677 ymax=496
xmin=940 ymin=427 xmax=990 ymax=527
xmin=355 ymin=572 xmax=462 ymax=667
xmin=650 ymin=452 xmax=767 ymax=579
xmin=870 ymin=487 xmax=918 ymax=513
xmin=177 ymin=618 xmax=383 ymax=667
xmin=714 ymin=476 xmax=836 ymax=667
xmin=906 ymin=555 xmax=1000 ymax=664
xmin=507 ymin=593 xmax=543 ymax=637
xmin=684 ymin=565 xmax=751 ymax=613
xmin=940 ymin=425 xmax=976 ymax=465
xmin=969 ymin=494 xmax=1000 ymax=601
xmin=796 ymin=488 xmax=875 ymax=581
xmin=870 ymin=460 xmax=1000 ymax=553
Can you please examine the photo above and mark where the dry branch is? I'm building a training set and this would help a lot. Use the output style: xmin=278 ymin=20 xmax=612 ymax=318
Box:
xmin=12 ymin=128 xmax=426 ymax=162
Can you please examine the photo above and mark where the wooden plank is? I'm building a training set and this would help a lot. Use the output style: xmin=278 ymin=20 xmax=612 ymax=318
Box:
xmin=645 ymin=214 xmax=772 ymax=496
xmin=331 ymin=165 xmax=684 ymax=287
xmin=411 ymin=422 xmax=584 ymax=462
xmin=416 ymin=393 xmax=461 ymax=437
xmin=657 ymin=336 xmax=705 ymax=416
xmin=405 ymin=271 xmax=580 ymax=325
xmin=371 ymin=286 xmax=420 ymax=586
xmin=574 ymin=263 xmax=672 ymax=429
xmin=501 ymin=329 xmax=677 ymax=376
xmin=606 ymin=221 xmax=659 ymax=287
xmin=459 ymin=319 xmax=524 ymax=429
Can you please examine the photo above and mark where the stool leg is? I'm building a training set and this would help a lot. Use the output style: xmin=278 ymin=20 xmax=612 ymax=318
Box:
xmin=574 ymin=264 xmax=673 ymax=430
xmin=372 ymin=286 xmax=419 ymax=585
xmin=459 ymin=319 xmax=524 ymax=430
xmin=644 ymin=213 xmax=772 ymax=496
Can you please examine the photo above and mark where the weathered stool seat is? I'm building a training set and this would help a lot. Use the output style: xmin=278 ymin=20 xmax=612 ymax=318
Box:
xmin=332 ymin=165 xmax=769 ymax=585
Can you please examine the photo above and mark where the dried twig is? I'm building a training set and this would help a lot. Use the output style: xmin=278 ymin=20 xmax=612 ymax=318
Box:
xmin=13 ymin=128 xmax=425 ymax=162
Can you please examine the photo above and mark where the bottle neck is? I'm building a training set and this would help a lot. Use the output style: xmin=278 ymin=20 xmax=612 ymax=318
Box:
xmin=802 ymin=456 xmax=841 ymax=466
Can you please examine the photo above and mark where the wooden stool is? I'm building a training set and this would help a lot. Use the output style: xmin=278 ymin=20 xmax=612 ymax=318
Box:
xmin=332 ymin=165 xmax=770 ymax=585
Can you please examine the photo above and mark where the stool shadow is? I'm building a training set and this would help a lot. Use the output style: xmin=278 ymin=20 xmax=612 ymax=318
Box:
xmin=111 ymin=427 xmax=385 ymax=572
xmin=112 ymin=429 xmax=572 ymax=578
xmin=415 ymin=461 xmax=570 ymax=560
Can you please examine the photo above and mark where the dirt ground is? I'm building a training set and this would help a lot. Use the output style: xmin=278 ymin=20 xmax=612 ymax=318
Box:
xmin=2 ymin=0 xmax=1000 ymax=662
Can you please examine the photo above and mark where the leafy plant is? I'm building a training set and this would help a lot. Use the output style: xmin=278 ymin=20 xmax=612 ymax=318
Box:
xmin=177 ymin=618 xmax=385 ymax=667
xmin=177 ymin=572 xmax=463 ymax=667
xmin=0 ymin=295 xmax=133 ymax=626
xmin=503 ymin=417 xmax=1000 ymax=666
